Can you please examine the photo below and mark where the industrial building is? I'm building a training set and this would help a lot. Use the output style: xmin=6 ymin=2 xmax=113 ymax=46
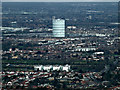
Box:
xmin=52 ymin=18 xmax=65 ymax=37
xmin=75 ymin=47 xmax=96 ymax=52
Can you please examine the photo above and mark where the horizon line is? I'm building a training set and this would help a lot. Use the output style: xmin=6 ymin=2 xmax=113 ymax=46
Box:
xmin=2 ymin=1 xmax=119 ymax=2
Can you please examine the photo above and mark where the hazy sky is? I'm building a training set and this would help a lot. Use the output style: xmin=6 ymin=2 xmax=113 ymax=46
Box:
xmin=2 ymin=0 xmax=120 ymax=2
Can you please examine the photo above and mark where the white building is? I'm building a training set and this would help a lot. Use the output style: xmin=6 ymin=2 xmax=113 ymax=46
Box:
xmin=43 ymin=65 xmax=53 ymax=71
xmin=94 ymin=52 xmax=104 ymax=55
xmin=34 ymin=64 xmax=70 ymax=72
xmin=62 ymin=65 xmax=71 ymax=72
xmin=53 ymin=65 xmax=61 ymax=71
xmin=75 ymin=47 xmax=96 ymax=52
xmin=53 ymin=18 xmax=65 ymax=37
xmin=34 ymin=65 xmax=43 ymax=71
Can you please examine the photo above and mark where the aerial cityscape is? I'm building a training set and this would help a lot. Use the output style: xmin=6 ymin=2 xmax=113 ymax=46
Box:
xmin=1 ymin=2 xmax=120 ymax=89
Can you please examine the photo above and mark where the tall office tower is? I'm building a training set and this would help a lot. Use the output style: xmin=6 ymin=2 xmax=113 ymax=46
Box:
xmin=53 ymin=18 xmax=65 ymax=37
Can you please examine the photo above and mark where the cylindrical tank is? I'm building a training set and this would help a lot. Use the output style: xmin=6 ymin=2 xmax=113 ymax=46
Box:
xmin=53 ymin=19 xmax=65 ymax=37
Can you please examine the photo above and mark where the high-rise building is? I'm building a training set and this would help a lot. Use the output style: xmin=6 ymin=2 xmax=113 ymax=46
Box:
xmin=52 ymin=18 xmax=65 ymax=37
